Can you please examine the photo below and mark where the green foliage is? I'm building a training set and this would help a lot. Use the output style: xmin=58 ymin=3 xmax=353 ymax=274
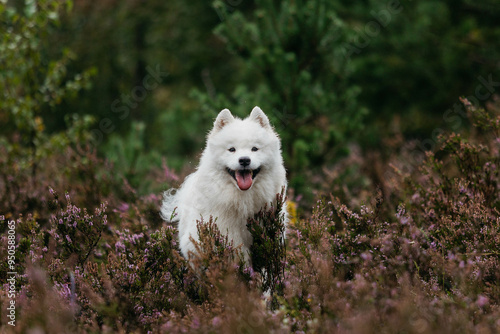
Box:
xmin=103 ymin=121 xmax=164 ymax=192
xmin=4 ymin=0 xmax=497 ymax=199
xmin=51 ymin=1 xmax=226 ymax=151
xmin=0 ymin=0 xmax=97 ymax=205
xmin=336 ymin=0 xmax=500 ymax=141
xmin=2 ymin=1 xmax=500 ymax=332
xmin=200 ymin=0 xmax=366 ymax=191
xmin=6 ymin=0 xmax=496 ymax=200
xmin=0 ymin=0 xmax=95 ymax=136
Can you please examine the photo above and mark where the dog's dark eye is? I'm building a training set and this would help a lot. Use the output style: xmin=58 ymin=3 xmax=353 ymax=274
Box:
xmin=228 ymin=147 xmax=236 ymax=152
xmin=252 ymin=147 xmax=259 ymax=152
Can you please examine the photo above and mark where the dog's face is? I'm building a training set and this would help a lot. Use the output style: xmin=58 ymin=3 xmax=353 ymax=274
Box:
xmin=206 ymin=107 xmax=282 ymax=191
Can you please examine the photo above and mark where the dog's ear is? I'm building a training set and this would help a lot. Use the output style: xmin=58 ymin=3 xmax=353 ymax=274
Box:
xmin=249 ymin=106 xmax=271 ymax=129
xmin=213 ymin=108 xmax=234 ymax=132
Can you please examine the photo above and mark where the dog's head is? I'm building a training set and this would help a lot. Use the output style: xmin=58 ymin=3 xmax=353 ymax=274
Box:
xmin=206 ymin=106 xmax=282 ymax=191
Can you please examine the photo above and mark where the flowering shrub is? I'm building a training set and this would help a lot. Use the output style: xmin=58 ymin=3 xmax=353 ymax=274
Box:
xmin=48 ymin=188 xmax=108 ymax=266
xmin=1 ymin=100 xmax=499 ymax=333
xmin=247 ymin=189 xmax=287 ymax=305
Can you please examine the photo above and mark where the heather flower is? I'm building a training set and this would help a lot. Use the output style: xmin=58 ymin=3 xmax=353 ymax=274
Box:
xmin=115 ymin=241 xmax=126 ymax=253
xmin=476 ymin=295 xmax=489 ymax=308
xmin=360 ymin=252 xmax=372 ymax=261
xmin=3 ymin=98 xmax=499 ymax=333
xmin=115 ymin=202 xmax=130 ymax=213
xmin=212 ymin=317 xmax=222 ymax=326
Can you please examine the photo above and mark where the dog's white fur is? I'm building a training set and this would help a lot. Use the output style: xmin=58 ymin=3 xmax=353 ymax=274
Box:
xmin=161 ymin=106 xmax=287 ymax=260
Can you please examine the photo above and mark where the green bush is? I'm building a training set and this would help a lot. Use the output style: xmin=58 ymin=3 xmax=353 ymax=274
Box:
xmin=193 ymin=0 xmax=367 ymax=193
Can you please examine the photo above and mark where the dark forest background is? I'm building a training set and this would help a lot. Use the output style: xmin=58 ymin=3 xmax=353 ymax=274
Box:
xmin=2 ymin=0 xmax=500 ymax=194
xmin=1 ymin=1 xmax=500 ymax=333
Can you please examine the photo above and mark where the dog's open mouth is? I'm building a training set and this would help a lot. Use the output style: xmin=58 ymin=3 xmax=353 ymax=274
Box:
xmin=226 ymin=167 xmax=261 ymax=191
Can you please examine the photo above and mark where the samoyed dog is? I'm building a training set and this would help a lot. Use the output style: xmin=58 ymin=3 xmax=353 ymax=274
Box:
xmin=161 ymin=106 xmax=287 ymax=261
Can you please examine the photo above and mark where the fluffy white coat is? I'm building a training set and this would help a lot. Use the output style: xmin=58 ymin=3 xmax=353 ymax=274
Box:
xmin=161 ymin=106 xmax=287 ymax=260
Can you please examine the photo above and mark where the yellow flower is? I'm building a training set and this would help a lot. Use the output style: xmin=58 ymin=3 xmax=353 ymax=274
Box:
xmin=35 ymin=116 xmax=45 ymax=132
xmin=286 ymin=201 xmax=298 ymax=225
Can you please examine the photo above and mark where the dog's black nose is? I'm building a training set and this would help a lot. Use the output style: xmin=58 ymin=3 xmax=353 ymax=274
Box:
xmin=239 ymin=156 xmax=251 ymax=167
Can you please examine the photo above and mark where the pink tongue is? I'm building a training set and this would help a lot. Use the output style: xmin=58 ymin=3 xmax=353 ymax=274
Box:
xmin=235 ymin=170 xmax=253 ymax=190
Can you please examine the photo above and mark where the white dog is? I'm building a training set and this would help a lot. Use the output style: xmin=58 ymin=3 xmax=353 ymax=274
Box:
xmin=161 ymin=106 xmax=287 ymax=261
